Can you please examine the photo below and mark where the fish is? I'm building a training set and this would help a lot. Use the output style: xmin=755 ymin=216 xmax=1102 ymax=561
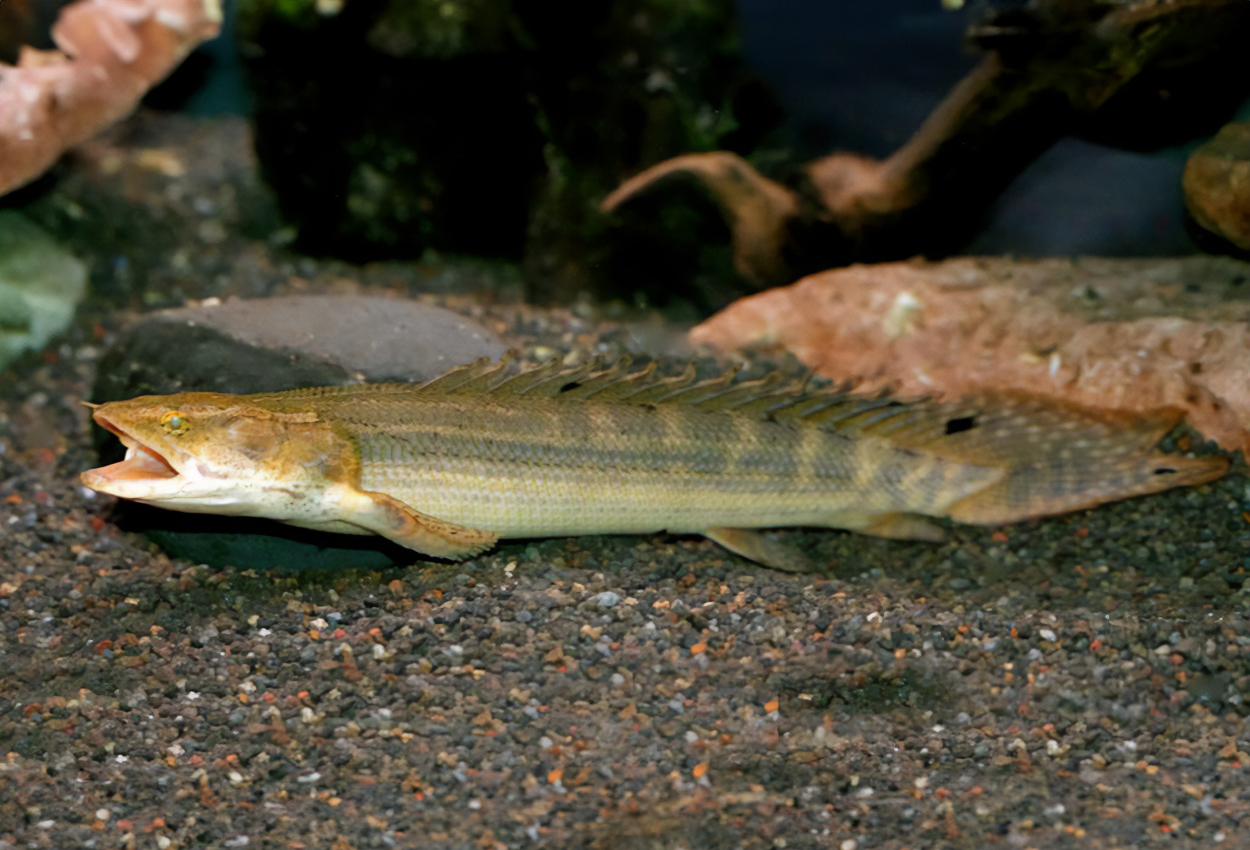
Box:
xmin=80 ymin=354 xmax=1228 ymax=571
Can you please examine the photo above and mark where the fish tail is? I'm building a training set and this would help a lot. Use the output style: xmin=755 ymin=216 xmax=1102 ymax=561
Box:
xmin=835 ymin=392 xmax=1229 ymax=524
xmin=946 ymin=445 xmax=1228 ymax=525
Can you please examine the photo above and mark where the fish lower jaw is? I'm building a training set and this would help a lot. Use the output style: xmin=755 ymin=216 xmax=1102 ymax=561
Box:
xmin=132 ymin=484 xmax=330 ymax=523
xmin=80 ymin=471 xmax=178 ymax=502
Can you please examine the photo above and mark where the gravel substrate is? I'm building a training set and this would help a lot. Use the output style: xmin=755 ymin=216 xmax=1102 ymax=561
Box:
xmin=2 ymin=112 xmax=1250 ymax=850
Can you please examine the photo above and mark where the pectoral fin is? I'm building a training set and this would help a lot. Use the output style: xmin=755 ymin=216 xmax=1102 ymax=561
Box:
xmin=703 ymin=527 xmax=819 ymax=573
xmin=343 ymin=489 xmax=498 ymax=560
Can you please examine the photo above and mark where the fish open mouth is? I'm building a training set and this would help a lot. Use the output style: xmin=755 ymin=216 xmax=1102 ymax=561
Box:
xmin=85 ymin=415 xmax=179 ymax=485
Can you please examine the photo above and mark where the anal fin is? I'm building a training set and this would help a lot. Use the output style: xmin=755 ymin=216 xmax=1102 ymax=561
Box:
xmin=704 ymin=527 xmax=819 ymax=573
xmin=857 ymin=512 xmax=948 ymax=542
xmin=822 ymin=509 xmax=949 ymax=542
xmin=343 ymin=489 xmax=498 ymax=560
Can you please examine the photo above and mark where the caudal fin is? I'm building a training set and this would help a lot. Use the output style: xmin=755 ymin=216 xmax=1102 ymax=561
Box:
xmin=946 ymin=444 xmax=1227 ymax=525
xmin=926 ymin=395 xmax=1226 ymax=525
xmin=815 ymin=391 xmax=1229 ymax=525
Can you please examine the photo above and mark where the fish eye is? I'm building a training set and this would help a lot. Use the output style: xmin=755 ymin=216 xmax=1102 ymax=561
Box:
xmin=160 ymin=410 xmax=190 ymax=436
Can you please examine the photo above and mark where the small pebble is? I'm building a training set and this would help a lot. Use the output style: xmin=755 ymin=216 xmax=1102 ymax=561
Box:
xmin=594 ymin=591 xmax=621 ymax=608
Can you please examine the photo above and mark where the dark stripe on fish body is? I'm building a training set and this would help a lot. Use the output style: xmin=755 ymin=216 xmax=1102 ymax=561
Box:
xmin=733 ymin=422 xmax=803 ymax=477
xmin=735 ymin=449 xmax=798 ymax=476
xmin=912 ymin=458 xmax=959 ymax=512
xmin=598 ymin=405 xmax=671 ymax=442
xmin=557 ymin=404 xmax=597 ymax=444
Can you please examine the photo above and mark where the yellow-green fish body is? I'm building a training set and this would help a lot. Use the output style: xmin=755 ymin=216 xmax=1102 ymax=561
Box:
xmin=81 ymin=356 xmax=1228 ymax=569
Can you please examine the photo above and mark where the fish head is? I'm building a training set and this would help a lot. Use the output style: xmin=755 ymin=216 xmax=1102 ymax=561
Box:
xmin=80 ymin=393 xmax=332 ymax=514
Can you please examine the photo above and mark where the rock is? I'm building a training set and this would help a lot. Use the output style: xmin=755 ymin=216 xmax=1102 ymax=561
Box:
xmin=0 ymin=211 xmax=87 ymax=369
xmin=92 ymin=294 xmax=505 ymax=571
xmin=93 ymin=294 xmax=506 ymax=401
xmin=691 ymin=255 xmax=1250 ymax=453
xmin=1184 ymin=122 xmax=1250 ymax=250
xmin=594 ymin=591 xmax=622 ymax=609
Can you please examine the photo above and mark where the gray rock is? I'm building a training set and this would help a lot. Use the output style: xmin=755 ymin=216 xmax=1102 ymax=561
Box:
xmin=93 ymin=294 xmax=506 ymax=402
xmin=190 ymin=623 xmax=220 ymax=646
xmin=594 ymin=591 xmax=622 ymax=608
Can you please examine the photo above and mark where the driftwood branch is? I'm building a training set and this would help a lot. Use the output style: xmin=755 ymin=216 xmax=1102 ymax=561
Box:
xmin=1184 ymin=122 xmax=1250 ymax=250
xmin=604 ymin=0 xmax=1250 ymax=288
xmin=0 ymin=0 xmax=222 ymax=197
xmin=602 ymin=152 xmax=799 ymax=285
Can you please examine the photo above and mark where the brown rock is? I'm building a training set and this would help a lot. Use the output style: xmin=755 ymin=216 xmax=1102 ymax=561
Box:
xmin=691 ymin=255 xmax=1250 ymax=452
xmin=1184 ymin=122 xmax=1250 ymax=249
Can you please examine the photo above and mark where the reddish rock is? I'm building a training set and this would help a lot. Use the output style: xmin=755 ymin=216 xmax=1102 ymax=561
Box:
xmin=691 ymin=255 xmax=1250 ymax=452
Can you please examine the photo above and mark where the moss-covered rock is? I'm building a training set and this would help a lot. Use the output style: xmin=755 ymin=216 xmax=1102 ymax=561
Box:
xmin=0 ymin=211 xmax=87 ymax=369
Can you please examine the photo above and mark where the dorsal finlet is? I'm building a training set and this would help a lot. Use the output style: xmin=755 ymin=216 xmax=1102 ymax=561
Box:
xmin=416 ymin=353 xmax=861 ymax=423
xmin=417 ymin=353 xmax=512 ymax=394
